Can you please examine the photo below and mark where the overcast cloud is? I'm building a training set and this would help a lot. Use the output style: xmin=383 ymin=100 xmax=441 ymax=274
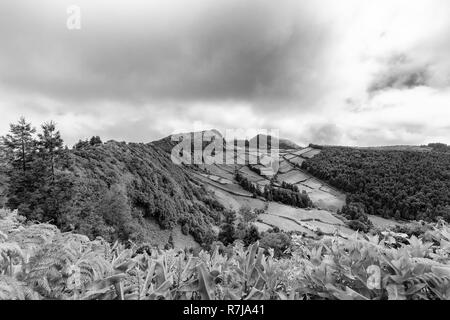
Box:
xmin=1 ymin=0 xmax=450 ymax=146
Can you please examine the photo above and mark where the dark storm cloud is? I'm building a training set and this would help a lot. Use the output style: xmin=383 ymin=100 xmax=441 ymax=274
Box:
xmin=368 ymin=54 xmax=430 ymax=94
xmin=2 ymin=0 xmax=450 ymax=147
xmin=306 ymin=123 xmax=343 ymax=145
xmin=0 ymin=0 xmax=332 ymax=110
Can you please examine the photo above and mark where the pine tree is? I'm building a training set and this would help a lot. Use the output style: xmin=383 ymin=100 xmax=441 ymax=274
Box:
xmin=3 ymin=120 xmax=71 ymax=222
xmin=2 ymin=117 xmax=36 ymax=172
xmin=243 ymin=224 xmax=260 ymax=246
xmin=218 ymin=210 xmax=236 ymax=246
xmin=165 ymin=233 xmax=175 ymax=250
xmin=37 ymin=121 xmax=64 ymax=181
xmin=2 ymin=118 xmax=38 ymax=214
xmin=89 ymin=136 xmax=102 ymax=146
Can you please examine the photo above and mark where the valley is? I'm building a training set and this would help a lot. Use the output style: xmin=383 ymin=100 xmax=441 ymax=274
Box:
xmin=1 ymin=122 xmax=449 ymax=301
xmin=171 ymin=134 xmax=391 ymax=241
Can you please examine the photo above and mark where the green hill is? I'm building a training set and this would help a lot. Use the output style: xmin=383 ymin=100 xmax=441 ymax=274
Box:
xmin=66 ymin=141 xmax=226 ymax=245
xmin=302 ymin=146 xmax=450 ymax=222
xmin=4 ymin=139 xmax=226 ymax=247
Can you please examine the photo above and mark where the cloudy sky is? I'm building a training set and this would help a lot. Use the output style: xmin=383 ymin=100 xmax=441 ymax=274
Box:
xmin=1 ymin=0 xmax=450 ymax=147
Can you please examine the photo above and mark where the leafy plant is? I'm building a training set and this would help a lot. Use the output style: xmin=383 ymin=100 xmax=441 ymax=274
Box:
xmin=1 ymin=209 xmax=449 ymax=300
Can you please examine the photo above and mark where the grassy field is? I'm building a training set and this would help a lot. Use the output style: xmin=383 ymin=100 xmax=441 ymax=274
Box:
xmin=253 ymin=202 xmax=354 ymax=236
xmin=306 ymin=189 xmax=346 ymax=212
xmin=277 ymin=170 xmax=310 ymax=184
xmin=193 ymin=146 xmax=404 ymax=238
xmin=206 ymin=184 xmax=266 ymax=212
xmin=200 ymin=173 xmax=233 ymax=185
xmin=278 ymin=160 xmax=294 ymax=173
xmin=288 ymin=157 xmax=306 ymax=166
xmin=302 ymin=149 xmax=322 ymax=158
xmin=368 ymin=214 xmax=405 ymax=228
xmin=267 ymin=203 xmax=345 ymax=225
xmin=284 ymin=154 xmax=298 ymax=160
xmin=257 ymin=214 xmax=316 ymax=235
xmin=275 ymin=165 xmax=346 ymax=212
xmin=302 ymin=178 xmax=323 ymax=189
xmin=238 ymin=166 xmax=268 ymax=182
xmin=292 ymin=147 xmax=312 ymax=156
xmin=200 ymin=164 xmax=235 ymax=180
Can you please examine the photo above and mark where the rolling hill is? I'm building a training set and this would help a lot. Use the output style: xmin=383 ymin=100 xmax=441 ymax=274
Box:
xmin=3 ymin=140 xmax=228 ymax=248
xmin=3 ymin=123 xmax=450 ymax=251
xmin=301 ymin=146 xmax=450 ymax=222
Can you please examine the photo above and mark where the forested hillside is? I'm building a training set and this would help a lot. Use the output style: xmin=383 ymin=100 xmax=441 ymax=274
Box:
xmin=302 ymin=147 xmax=450 ymax=222
xmin=0 ymin=118 xmax=225 ymax=247
xmin=62 ymin=141 xmax=223 ymax=245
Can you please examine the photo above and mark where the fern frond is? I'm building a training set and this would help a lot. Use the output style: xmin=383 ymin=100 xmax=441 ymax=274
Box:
xmin=0 ymin=275 xmax=39 ymax=300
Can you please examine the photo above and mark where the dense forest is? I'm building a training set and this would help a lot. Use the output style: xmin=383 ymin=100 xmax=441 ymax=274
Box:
xmin=302 ymin=147 xmax=450 ymax=222
xmin=427 ymin=143 xmax=450 ymax=153
xmin=0 ymin=118 xmax=228 ymax=247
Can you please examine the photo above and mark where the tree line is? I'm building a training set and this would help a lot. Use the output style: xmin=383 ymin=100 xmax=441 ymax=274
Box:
xmin=1 ymin=117 xmax=71 ymax=223
xmin=235 ymin=171 xmax=313 ymax=208
xmin=302 ymin=147 xmax=450 ymax=222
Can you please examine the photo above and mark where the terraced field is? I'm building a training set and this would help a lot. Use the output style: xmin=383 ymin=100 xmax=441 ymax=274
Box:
xmin=188 ymin=145 xmax=401 ymax=239
xmin=274 ymin=147 xmax=347 ymax=212
xmin=302 ymin=149 xmax=322 ymax=159
xmin=199 ymin=164 xmax=235 ymax=180
xmin=263 ymin=203 xmax=353 ymax=235
xmin=278 ymin=160 xmax=294 ymax=173
xmin=257 ymin=214 xmax=316 ymax=235
xmin=288 ymin=157 xmax=305 ymax=166
xmin=277 ymin=171 xmax=310 ymax=184
xmin=368 ymin=214 xmax=405 ymax=228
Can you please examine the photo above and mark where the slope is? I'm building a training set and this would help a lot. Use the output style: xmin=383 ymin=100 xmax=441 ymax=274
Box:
xmin=49 ymin=141 xmax=225 ymax=247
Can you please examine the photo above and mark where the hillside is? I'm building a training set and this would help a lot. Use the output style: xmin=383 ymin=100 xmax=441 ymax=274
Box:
xmin=3 ymin=119 xmax=450 ymax=251
xmin=156 ymin=133 xmax=351 ymax=236
xmin=2 ymin=123 xmax=450 ymax=301
xmin=68 ymin=141 xmax=228 ymax=245
xmin=3 ymin=139 xmax=228 ymax=248
xmin=302 ymin=146 xmax=450 ymax=222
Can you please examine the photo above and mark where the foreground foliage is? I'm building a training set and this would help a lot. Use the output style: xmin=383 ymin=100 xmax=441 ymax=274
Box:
xmin=1 ymin=210 xmax=449 ymax=300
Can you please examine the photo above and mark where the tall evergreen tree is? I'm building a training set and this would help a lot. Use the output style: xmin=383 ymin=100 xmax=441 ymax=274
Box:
xmin=3 ymin=119 xmax=71 ymax=222
xmin=2 ymin=118 xmax=38 ymax=213
xmin=2 ymin=117 xmax=36 ymax=172
xmin=0 ymin=139 xmax=8 ymax=208
xmin=218 ymin=210 xmax=237 ymax=246
xmin=89 ymin=136 xmax=102 ymax=146
xmin=37 ymin=121 xmax=64 ymax=181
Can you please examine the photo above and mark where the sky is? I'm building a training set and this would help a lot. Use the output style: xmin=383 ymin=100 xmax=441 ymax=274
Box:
xmin=1 ymin=0 xmax=450 ymax=147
